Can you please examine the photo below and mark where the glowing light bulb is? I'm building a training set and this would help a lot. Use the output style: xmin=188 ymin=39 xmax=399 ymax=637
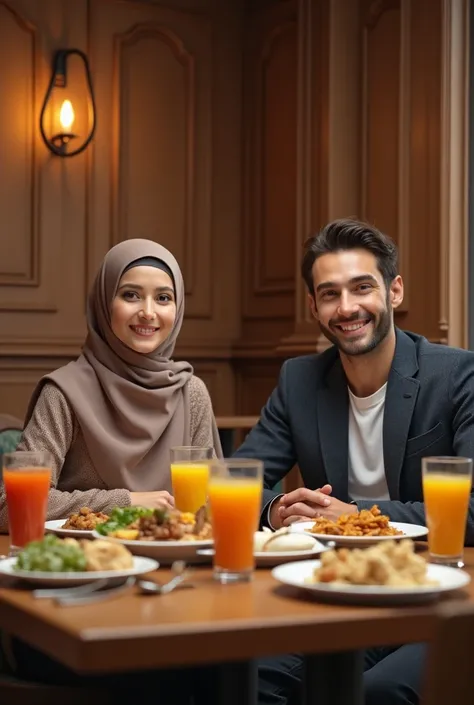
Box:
xmin=59 ymin=99 xmax=74 ymax=130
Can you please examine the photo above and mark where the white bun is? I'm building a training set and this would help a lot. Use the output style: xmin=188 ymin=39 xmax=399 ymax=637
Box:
xmin=253 ymin=527 xmax=317 ymax=552
xmin=253 ymin=531 xmax=271 ymax=552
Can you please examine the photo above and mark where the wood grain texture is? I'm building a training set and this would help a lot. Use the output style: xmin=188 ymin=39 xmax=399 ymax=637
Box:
xmin=0 ymin=0 xmax=468 ymax=421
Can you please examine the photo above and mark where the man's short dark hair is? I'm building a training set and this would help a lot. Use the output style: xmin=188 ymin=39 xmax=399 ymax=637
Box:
xmin=301 ymin=218 xmax=398 ymax=295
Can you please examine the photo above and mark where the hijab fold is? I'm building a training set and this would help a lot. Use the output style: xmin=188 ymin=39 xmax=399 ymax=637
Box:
xmin=25 ymin=239 xmax=200 ymax=491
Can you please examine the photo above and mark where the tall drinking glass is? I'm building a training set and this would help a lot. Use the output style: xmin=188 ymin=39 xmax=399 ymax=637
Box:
xmin=422 ymin=456 xmax=472 ymax=567
xmin=2 ymin=451 xmax=52 ymax=555
xmin=170 ymin=446 xmax=212 ymax=513
xmin=208 ymin=458 xmax=263 ymax=584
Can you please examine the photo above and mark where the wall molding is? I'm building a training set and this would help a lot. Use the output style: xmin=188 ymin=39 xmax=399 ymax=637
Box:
xmin=0 ymin=1 xmax=40 ymax=293
xmin=439 ymin=0 xmax=469 ymax=348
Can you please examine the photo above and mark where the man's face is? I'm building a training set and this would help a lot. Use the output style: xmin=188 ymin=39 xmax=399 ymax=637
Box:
xmin=308 ymin=249 xmax=403 ymax=357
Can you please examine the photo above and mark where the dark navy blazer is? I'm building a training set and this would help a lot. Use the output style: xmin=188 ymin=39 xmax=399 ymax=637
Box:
xmin=234 ymin=329 xmax=474 ymax=544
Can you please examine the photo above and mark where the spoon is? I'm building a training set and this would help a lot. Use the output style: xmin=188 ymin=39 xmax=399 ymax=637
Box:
xmin=137 ymin=560 xmax=194 ymax=595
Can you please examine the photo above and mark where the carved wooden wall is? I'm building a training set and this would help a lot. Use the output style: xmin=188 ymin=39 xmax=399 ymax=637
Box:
xmin=0 ymin=0 xmax=469 ymax=421
xmin=0 ymin=0 xmax=242 ymax=419
xmin=237 ymin=0 xmax=469 ymax=414
xmin=360 ymin=0 xmax=444 ymax=341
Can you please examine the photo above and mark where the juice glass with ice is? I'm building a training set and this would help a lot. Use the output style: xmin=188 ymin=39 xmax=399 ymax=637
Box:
xmin=2 ymin=451 xmax=52 ymax=555
xmin=170 ymin=447 xmax=212 ymax=514
xmin=422 ymin=456 xmax=472 ymax=567
xmin=208 ymin=458 xmax=263 ymax=583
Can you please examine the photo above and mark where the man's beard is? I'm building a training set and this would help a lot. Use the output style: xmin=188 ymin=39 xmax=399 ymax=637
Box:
xmin=318 ymin=300 xmax=392 ymax=357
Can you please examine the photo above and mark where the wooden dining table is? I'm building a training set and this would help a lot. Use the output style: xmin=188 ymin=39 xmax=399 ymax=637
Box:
xmin=0 ymin=535 xmax=473 ymax=705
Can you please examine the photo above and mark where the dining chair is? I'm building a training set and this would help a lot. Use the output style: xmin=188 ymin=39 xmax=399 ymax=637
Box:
xmin=423 ymin=600 xmax=474 ymax=705
xmin=0 ymin=413 xmax=23 ymax=457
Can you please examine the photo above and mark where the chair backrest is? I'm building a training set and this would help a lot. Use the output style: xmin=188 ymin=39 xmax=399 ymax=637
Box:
xmin=0 ymin=414 xmax=23 ymax=457
xmin=423 ymin=600 xmax=474 ymax=705
xmin=0 ymin=429 xmax=22 ymax=454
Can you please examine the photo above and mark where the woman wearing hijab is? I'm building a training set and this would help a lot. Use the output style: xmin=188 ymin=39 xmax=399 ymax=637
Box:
xmin=0 ymin=239 xmax=222 ymax=702
xmin=0 ymin=238 xmax=221 ymax=530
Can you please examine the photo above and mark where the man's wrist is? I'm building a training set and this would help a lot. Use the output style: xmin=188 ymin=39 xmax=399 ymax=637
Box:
xmin=267 ymin=494 xmax=284 ymax=530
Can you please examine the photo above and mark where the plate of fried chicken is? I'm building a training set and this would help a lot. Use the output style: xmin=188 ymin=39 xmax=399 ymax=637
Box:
xmin=45 ymin=507 xmax=110 ymax=539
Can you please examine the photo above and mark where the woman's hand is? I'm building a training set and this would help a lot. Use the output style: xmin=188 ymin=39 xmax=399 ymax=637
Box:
xmin=129 ymin=491 xmax=175 ymax=510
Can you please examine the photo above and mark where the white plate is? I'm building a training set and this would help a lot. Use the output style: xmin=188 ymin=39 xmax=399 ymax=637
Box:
xmin=45 ymin=519 xmax=97 ymax=539
xmin=0 ymin=555 xmax=158 ymax=588
xmin=197 ymin=540 xmax=329 ymax=568
xmin=92 ymin=530 xmax=213 ymax=564
xmin=291 ymin=521 xmax=428 ymax=547
xmin=272 ymin=559 xmax=470 ymax=605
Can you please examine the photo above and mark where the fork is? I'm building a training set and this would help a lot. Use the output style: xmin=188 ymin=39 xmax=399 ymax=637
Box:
xmin=53 ymin=561 xmax=192 ymax=606
xmin=54 ymin=576 xmax=136 ymax=606
xmin=137 ymin=560 xmax=194 ymax=595
xmin=33 ymin=578 xmax=111 ymax=600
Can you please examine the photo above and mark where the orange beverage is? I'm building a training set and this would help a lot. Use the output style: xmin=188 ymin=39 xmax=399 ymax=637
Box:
xmin=422 ymin=456 xmax=472 ymax=567
xmin=208 ymin=459 xmax=263 ymax=583
xmin=170 ymin=447 xmax=212 ymax=514
xmin=3 ymin=457 xmax=51 ymax=551
xmin=209 ymin=479 xmax=262 ymax=573
xmin=423 ymin=473 xmax=471 ymax=556
xmin=171 ymin=463 xmax=209 ymax=513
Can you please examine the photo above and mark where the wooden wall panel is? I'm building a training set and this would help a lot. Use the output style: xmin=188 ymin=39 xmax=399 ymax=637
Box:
xmin=0 ymin=3 xmax=37 ymax=286
xmin=91 ymin=3 xmax=213 ymax=318
xmin=0 ymin=0 xmax=469 ymax=423
xmin=0 ymin=0 xmax=88 ymax=360
xmin=361 ymin=0 xmax=411 ymax=314
xmin=360 ymin=0 xmax=443 ymax=341
xmin=110 ymin=15 xmax=212 ymax=318
xmin=439 ymin=0 xmax=469 ymax=349
xmin=362 ymin=0 xmax=402 ymax=268
xmin=235 ymin=359 xmax=283 ymax=416
xmin=191 ymin=362 xmax=235 ymax=415
xmin=0 ymin=358 xmax=72 ymax=420
xmin=238 ymin=0 xmax=468 ymax=416
xmin=89 ymin=0 xmax=242 ymax=353
xmin=406 ymin=0 xmax=443 ymax=342
xmin=276 ymin=0 xmax=333 ymax=356
xmin=241 ymin=0 xmax=297 ymax=342
xmin=0 ymin=0 xmax=243 ymax=420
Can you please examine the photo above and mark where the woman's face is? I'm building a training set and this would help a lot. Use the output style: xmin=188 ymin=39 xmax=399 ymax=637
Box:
xmin=110 ymin=265 xmax=176 ymax=354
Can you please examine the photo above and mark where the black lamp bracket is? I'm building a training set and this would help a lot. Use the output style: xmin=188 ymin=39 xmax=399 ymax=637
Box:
xmin=39 ymin=49 xmax=96 ymax=157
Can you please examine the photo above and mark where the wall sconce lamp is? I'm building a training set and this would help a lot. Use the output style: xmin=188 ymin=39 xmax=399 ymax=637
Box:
xmin=39 ymin=49 xmax=96 ymax=157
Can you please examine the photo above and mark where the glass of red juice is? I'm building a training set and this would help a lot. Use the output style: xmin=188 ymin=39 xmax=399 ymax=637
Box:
xmin=2 ymin=451 xmax=52 ymax=555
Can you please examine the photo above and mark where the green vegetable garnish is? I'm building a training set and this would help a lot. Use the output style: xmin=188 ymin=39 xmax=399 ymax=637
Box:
xmin=16 ymin=534 xmax=87 ymax=573
xmin=153 ymin=508 xmax=168 ymax=524
xmin=95 ymin=506 xmax=153 ymax=535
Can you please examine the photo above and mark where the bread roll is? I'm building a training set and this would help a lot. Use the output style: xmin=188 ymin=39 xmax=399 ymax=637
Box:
xmin=253 ymin=527 xmax=317 ymax=552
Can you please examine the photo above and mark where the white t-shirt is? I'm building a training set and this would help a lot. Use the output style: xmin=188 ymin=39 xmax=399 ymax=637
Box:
xmin=347 ymin=383 xmax=390 ymax=501
xmin=267 ymin=382 xmax=390 ymax=527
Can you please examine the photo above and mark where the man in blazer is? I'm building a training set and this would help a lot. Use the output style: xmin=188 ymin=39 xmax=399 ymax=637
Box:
xmin=237 ymin=218 xmax=474 ymax=705
xmin=241 ymin=327 xmax=474 ymax=536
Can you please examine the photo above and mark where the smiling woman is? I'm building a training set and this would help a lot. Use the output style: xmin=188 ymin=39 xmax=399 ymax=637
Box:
xmin=111 ymin=260 xmax=177 ymax=354
xmin=0 ymin=239 xmax=222 ymax=533
xmin=0 ymin=239 xmax=224 ymax=699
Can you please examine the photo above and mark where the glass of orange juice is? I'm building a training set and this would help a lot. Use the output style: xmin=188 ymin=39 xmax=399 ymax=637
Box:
xmin=170 ymin=446 xmax=212 ymax=513
xmin=422 ymin=456 xmax=472 ymax=567
xmin=208 ymin=458 xmax=263 ymax=584
xmin=2 ymin=451 xmax=52 ymax=555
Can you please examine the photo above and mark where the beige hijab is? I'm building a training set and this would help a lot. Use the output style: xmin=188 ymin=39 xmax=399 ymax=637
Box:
xmin=25 ymin=239 xmax=214 ymax=491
